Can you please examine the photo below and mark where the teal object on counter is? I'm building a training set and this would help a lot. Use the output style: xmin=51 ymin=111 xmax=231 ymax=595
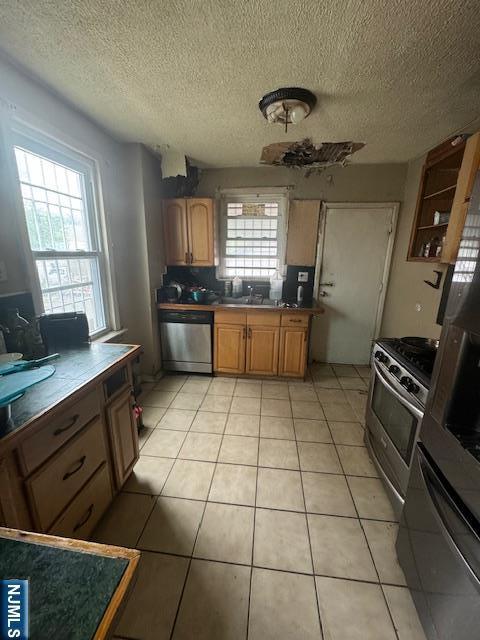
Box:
xmin=0 ymin=353 xmax=59 ymax=376
xmin=0 ymin=365 xmax=56 ymax=406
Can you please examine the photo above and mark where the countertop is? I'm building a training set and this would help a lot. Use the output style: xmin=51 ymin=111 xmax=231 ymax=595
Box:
xmin=1 ymin=342 xmax=141 ymax=442
xmin=157 ymin=300 xmax=323 ymax=314
xmin=0 ymin=527 xmax=139 ymax=640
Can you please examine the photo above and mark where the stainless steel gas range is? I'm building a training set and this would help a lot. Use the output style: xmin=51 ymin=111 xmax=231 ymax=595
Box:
xmin=365 ymin=337 xmax=437 ymax=517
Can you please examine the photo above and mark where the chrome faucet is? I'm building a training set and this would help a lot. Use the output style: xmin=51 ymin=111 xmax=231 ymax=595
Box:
xmin=247 ymin=285 xmax=263 ymax=305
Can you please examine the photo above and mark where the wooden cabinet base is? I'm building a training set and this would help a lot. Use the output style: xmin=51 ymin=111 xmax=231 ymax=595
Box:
xmin=278 ymin=327 xmax=308 ymax=378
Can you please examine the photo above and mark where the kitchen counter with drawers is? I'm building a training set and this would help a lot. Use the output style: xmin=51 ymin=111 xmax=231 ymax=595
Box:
xmin=157 ymin=302 xmax=323 ymax=379
xmin=0 ymin=343 xmax=141 ymax=539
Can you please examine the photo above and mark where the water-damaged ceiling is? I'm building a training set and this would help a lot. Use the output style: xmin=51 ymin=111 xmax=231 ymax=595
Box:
xmin=0 ymin=0 xmax=479 ymax=167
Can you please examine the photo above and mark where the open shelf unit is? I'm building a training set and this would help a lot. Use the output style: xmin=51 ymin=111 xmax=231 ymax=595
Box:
xmin=408 ymin=138 xmax=466 ymax=262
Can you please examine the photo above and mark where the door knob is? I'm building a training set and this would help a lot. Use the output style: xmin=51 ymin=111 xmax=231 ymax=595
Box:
xmin=319 ymin=291 xmax=328 ymax=297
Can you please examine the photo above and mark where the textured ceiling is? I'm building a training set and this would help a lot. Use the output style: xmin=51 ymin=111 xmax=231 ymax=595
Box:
xmin=0 ymin=0 xmax=480 ymax=167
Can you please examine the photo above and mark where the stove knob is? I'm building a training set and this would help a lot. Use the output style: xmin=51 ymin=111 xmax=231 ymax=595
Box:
xmin=388 ymin=365 xmax=400 ymax=375
xmin=374 ymin=351 xmax=389 ymax=364
xmin=400 ymin=376 xmax=419 ymax=394
xmin=374 ymin=350 xmax=383 ymax=361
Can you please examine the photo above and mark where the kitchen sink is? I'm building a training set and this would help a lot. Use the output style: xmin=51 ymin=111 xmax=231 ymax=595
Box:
xmin=214 ymin=296 xmax=279 ymax=306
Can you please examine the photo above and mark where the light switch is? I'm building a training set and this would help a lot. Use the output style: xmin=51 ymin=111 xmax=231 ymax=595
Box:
xmin=0 ymin=261 xmax=7 ymax=282
xmin=298 ymin=271 xmax=309 ymax=282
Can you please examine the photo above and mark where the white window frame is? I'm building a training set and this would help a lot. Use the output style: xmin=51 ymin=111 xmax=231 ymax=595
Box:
xmin=218 ymin=188 xmax=289 ymax=280
xmin=9 ymin=125 xmax=115 ymax=337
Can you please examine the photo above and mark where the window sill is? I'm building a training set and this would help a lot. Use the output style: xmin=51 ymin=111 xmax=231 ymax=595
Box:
xmin=92 ymin=328 xmax=128 ymax=344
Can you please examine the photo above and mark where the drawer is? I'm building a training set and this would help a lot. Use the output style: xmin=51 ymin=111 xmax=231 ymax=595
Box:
xmin=26 ymin=416 xmax=108 ymax=531
xmin=19 ymin=389 xmax=100 ymax=475
xmin=281 ymin=313 xmax=310 ymax=327
xmin=49 ymin=462 xmax=113 ymax=540
xmin=247 ymin=311 xmax=280 ymax=326
xmin=215 ymin=310 xmax=246 ymax=325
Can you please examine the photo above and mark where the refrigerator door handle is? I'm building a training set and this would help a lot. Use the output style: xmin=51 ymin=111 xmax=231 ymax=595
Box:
xmin=417 ymin=444 xmax=480 ymax=591
xmin=373 ymin=360 xmax=424 ymax=420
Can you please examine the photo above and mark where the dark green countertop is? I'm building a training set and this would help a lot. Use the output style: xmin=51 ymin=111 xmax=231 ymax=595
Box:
xmin=2 ymin=343 xmax=138 ymax=439
xmin=0 ymin=536 xmax=128 ymax=640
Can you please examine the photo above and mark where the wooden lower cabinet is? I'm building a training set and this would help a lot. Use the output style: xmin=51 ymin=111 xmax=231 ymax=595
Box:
xmin=246 ymin=326 xmax=280 ymax=376
xmin=214 ymin=324 xmax=246 ymax=374
xmin=106 ymin=388 xmax=139 ymax=489
xmin=278 ymin=327 xmax=308 ymax=378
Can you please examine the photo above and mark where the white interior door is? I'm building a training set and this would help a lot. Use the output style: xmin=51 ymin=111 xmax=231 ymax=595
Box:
xmin=311 ymin=203 xmax=398 ymax=365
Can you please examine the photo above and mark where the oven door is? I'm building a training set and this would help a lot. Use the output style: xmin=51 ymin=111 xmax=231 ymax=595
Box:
xmin=366 ymin=360 xmax=423 ymax=500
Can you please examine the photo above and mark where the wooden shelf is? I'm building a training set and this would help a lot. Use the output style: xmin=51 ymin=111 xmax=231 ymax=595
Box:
xmin=423 ymin=185 xmax=457 ymax=200
xmin=417 ymin=223 xmax=449 ymax=231
xmin=408 ymin=255 xmax=441 ymax=263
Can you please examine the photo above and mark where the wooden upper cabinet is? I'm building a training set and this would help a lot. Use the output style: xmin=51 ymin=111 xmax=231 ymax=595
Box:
xmin=187 ymin=199 xmax=214 ymax=266
xmin=278 ymin=327 xmax=308 ymax=378
xmin=246 ymin=325 xmax=280 ymax=376
xmin=286 ymin=200 xmax=320 ymax=266
xmin=214 ymin=324 xmax=245 ymax=374
xmin=163 ymin=199 xmax=189 ymax=265
xmin=163 ymin=198 xmax=214 ymax=266
xmin=441 ymin=132 xmax=480 ymax=264
xmin=106 ymin=388 xmax=139 ymax=489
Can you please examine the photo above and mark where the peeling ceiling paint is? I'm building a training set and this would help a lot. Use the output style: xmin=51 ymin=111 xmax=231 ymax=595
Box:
xmin=0 ymin=0 xmax=479 ymax=167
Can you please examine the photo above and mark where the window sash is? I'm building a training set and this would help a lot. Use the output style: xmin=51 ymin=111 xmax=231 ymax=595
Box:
xmin=12 ymin=130 xmax=109 ymax=335
xmin=219 ymin=194 xmax=287 ymax=279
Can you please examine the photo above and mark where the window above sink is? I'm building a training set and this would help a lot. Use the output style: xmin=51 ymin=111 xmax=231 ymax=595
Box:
xmin=218 ymin=188 xmax=288 ymax=280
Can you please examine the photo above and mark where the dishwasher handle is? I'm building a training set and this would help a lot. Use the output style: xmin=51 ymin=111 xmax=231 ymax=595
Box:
xmin=159 ymin=310 xmax=213 ymax=324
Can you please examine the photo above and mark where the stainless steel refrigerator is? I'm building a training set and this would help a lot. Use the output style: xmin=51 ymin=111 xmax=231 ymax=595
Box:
xmin=396 ymin=173 xmax=480 ymax=639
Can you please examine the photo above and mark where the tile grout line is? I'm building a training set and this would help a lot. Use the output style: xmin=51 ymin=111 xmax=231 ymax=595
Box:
xmin=293 ymin=415 xmax=325 ymax=638
xmin=121 ymin=488 xmax=398 ymax=524
xmin=167 ymin=375 xmax=234 ymax=640
xmin=245 ymin=421 xmax=261 ymax=640
xmin=325 ymin=397 xmax=401 ymax=640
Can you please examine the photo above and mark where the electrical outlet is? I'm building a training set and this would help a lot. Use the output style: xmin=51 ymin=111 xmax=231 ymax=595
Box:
xmin=0 ymin=261 xmax=7 ymax=282
xmin=298 ymin=271 xmax=309 ymax=282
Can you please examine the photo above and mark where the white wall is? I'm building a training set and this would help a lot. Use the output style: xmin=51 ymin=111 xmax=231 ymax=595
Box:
xmin=0 ymin=56 xmax=163 ymax=373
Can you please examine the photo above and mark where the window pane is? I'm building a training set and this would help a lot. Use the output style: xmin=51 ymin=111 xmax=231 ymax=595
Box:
xmin=14 ymin=147 xmax=93 ymax=252
xmin=14 ymin=139 xmax=108 ymax=335
xmin=35 ymin=257 xmax=105 ymax=332
xmin=223 ymin=198 xmax=282 ymax=277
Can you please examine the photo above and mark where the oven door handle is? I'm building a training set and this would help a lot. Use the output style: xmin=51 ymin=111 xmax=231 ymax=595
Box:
xmin=372 ymin=360 xmax=424 ymax=420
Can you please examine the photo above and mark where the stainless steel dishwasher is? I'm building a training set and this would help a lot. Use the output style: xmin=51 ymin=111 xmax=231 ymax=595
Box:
xmin=159 ymin=309 xmax=213 ymax=373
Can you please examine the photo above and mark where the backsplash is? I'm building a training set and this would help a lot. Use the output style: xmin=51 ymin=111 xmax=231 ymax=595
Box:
xmin=0 ymin=291 xmax=36 ymax=326
xmin=283 ymin=266 xmax=315 ymax=304
xmin=163 ymin=265 xmax=315 ymax=301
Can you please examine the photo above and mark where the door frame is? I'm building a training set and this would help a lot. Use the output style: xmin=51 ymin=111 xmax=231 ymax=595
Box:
xmin=313 ymin=202 xmax=399 ymax=341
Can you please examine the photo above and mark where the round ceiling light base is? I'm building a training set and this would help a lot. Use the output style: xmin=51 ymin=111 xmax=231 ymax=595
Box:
xmin=259 ymin=87 xmax=317 ymax=126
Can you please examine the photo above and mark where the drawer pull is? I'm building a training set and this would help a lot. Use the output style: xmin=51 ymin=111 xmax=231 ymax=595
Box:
xmin=63 ymin=455 xmax=86 ymax=481
xmin=54 ymin=414 xmax=80 ymax=436
xmin=290 ymin=319 xmax=302 ymax=323
xmin=73 ymin=504 xmax=94 ymax=532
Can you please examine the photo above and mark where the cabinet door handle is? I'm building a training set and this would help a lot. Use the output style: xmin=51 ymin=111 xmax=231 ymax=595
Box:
xmin=73 ymin=504 xmax=94 ymax=532
xmin=185 ymin=252 xmax=189 ymax=264
xmin=304 ymin=330 xmax=308 ymax=342
xmin=248 ymin=327 xmax=252 ymax=338
xmin=190 ymin=252 xmax=194 ymax=263
xmin=63 ymin=455 xmax=86 ymax=481
xmin=243 ymin=326 xmax=246 ymax=339
xmin=54 ymin=414 xmax=80 ymax=436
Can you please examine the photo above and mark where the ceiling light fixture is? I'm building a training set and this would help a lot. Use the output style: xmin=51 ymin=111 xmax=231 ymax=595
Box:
xmin=259 ymin=87 xmax=317 ymax=132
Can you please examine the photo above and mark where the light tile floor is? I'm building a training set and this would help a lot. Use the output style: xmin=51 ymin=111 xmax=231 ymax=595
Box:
xmin=94 ymin=364 xmax=426 ymax=640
